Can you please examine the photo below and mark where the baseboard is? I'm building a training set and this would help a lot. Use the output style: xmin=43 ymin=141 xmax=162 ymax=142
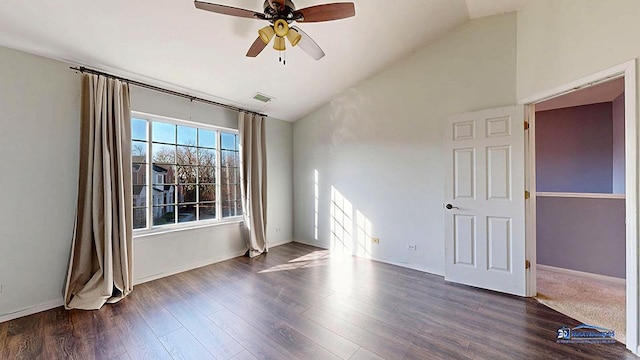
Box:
xmin=537 ymin=264 xmax=626 ymax=285
xmin=134 ymin=249 xmax=247 ymax=285
xmin=269 ymin=238 xmax=293 ymax=248
xmin=134 ymin=239 xmax=294 ymax=285
xmin=380 ymin=259 xmax=444 ymax=277
xmin=292 ymin=239 xmax=445 ymax=277
xmin=0 ymin=298 xmax=64 ymax=324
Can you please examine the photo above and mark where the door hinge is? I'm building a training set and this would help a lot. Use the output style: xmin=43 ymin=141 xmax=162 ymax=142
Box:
xmin=525 ymin=190 xmax=530 ymax=200
xmin=524 ymin=121 xmax=530 ymax=130
xmin=525 ymin=260 xmax=531 ymax=269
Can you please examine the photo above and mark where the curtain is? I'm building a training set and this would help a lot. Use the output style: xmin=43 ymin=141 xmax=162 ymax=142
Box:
xmin=239 ymin=112 xmax=268 ymax=258
xmin=64 ymin=74 xmax=133 ymax=310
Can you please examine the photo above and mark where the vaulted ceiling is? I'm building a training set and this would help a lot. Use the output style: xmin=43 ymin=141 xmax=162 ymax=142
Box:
xmin=0 ymin=0 xmax=535 ymax=121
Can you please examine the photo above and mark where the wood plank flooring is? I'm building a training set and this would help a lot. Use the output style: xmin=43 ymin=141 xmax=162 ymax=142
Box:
xmin=0 ymin=242 xmax=636 ymax=359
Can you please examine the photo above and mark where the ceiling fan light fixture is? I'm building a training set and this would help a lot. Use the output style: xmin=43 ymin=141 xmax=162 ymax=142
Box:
xmin=273 ymin=19 xmax=289 ymax=37
xmin=273 ymin=36 xmax=286 ymax=51
xmin=258 ymin=25 xmax=275 ymax=44
xmin=286 ymin=29 xmax=302 ymax=47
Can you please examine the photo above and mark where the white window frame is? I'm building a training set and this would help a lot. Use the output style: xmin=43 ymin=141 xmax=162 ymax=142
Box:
xmin=132 ymin=111 xmax=242 ymax=236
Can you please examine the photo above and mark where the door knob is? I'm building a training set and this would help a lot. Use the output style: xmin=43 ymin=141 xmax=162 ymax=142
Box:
xmin=445 ymin=204 xmax=459 ymax=210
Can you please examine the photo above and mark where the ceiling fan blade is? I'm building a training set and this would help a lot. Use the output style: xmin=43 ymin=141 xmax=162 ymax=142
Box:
xmin=246 ymin=36 xmax=269 ymax=57
xmin=294 ymin=3 xmax=355 ymax=23
xmin=194 ymin=1 xmax=263 ymax=19
xmin=291 ymin=26 xmax=325 ymax=60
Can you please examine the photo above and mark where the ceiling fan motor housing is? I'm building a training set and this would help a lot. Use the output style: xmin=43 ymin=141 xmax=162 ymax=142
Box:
xmin=263 ymin=0 xmax=296 ymax=23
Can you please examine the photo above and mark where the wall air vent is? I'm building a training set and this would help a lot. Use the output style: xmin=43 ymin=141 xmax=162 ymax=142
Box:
xmin=252 ymin=93 xmax=273 ymax=103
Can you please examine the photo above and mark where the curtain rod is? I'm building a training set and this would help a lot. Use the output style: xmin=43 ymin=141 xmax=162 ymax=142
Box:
xmin=69 ymin=66 xmax=267 ymax=118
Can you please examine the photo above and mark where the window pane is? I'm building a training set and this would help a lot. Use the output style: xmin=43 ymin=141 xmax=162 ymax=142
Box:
xmin=152 ymin=165 xmax=175 ymax=184
xmin=131 ymin=118 xmax=147 ymax=141
xmin=133 ymin=188 xmax=147 ymax=207
xmin=152 ymin=122 xmax=176 ymax=144
xmin=153 ymin=205 xmax=176 ymax=226
xmin=177 ymin=165 xmax=197 ymax=184
xmin=152 ymin=185 xmax=175 ymax=205
xmin=133 ymin=208 xmax=147 ymax=229
xmin=235 ymin=185 xmax=242 ymax=201
xmin=221 ymin=183 xmax=234 ymax=202
xmin=198 ymin=148 xmax=216 ymax=166
xmin=177 ymin=125 xmax=197 ymax=146
xmin=200 ymin=204 xmax=216 ymax=220
xmin=132 ymin=140 xmax=147 ymax=160
xmin=221 ymin=132 xmax=236 ymax=150
xmin=153 ymin=144 xmax=176 ymax=164
xmin=199 ymin=184 xmax=216 ymax=202
xmin=198 ymin=166 xmax=216 ymax=184
xmin=222 ymin=167 xmax=238 ymax=184
xmin=221 ymin=150 xmax=239 ymax=167
xmin=222 ymin=200 xmax=241 ymax=218
xmin=178 ymin=184 xmax=197 ymax=203
xmin=177 ymin=146 xmax=197 ymax=165
xmin=178 ymin=205 xmax=197 ymax=223
xmin=222 ymin=201 xmax=232 ymax=218
xmin=199 ymin=129 xmax=216 ymax=149
xmin=132 ymin=163 xmax=147 ymax=185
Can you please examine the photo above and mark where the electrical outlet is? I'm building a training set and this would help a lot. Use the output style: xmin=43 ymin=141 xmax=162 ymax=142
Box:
xmin=408 ymin=244 xmax=417 ymax=251
xmin=371 ymin=237 xmax=380 ymax=244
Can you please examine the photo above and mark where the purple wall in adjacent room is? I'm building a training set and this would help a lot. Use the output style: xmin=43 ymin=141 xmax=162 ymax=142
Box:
xmin=612 ymin=93 xmax=625 ymax=194
xmin=536 ymin=103 xmax=613 ymax=193
xmin=536 ymin=197 xmax=625 ymax=278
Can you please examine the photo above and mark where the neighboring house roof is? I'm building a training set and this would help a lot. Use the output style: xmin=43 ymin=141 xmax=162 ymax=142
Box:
xmin=153 ymin=164 xmax=169 ymax=173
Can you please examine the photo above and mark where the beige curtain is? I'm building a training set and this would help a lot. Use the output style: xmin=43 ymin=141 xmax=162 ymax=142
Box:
xmin=239 ymin=112 xmax=268 ymax=258
xmin=64 ymin=74 xmax=133 ymax=310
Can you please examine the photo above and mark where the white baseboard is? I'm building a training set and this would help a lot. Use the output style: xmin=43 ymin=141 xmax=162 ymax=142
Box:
xmin=270 ymin=238 xmax=293 ymax=248
xmin=134 ymin=238 xmax=293 ymax=285
xmin=292 ymin=239 xmax=445 ymax=277
xmin=537 ymin=264 xmax=626 ymax=285
xmin=134 ymin=249 xmax=247 ymax=285
xmin=0 ymin=298 xmax=64 ymax=323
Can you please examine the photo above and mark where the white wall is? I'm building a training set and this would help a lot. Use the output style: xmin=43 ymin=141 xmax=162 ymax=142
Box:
xmin=292 ymin=13 xmax=517 ymax=275
xmin=0 ymin=46 xmax=293 ymax=319
xmin=0 ymin=46 xmax=80 ymax=317
xmin=517 ymin=0 xmax=640 ymax=101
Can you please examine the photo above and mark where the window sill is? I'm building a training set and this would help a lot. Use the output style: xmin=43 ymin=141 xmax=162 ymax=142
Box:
xmin=133 ymin=218 xmax=243 ymax=240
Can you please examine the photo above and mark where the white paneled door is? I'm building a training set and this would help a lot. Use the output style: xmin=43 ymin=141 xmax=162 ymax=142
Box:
xmin=444 ymin=105 xmax=526 ymax=296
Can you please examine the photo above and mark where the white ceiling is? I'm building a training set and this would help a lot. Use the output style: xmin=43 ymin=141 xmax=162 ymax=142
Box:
xmin=0 ymin=0 xmax=535 ymax=121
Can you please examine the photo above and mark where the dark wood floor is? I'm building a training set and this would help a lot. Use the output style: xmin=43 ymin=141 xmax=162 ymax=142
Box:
xmin=0 ymin=242 xmax=635 ymax=359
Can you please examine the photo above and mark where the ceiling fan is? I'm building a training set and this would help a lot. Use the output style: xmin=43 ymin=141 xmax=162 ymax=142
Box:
xmin=194 ymin=0 xmax=356 ymax=61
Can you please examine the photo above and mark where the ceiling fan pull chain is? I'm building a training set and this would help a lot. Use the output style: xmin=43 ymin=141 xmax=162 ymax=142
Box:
xmin=283 ymin=51 xmax=286 ymax=65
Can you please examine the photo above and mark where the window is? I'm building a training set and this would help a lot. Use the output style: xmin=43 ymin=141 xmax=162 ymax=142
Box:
xmin=131 ymin=114 xmax=242 ymax=231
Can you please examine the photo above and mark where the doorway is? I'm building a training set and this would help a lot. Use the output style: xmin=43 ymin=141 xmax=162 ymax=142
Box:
xmin=534 ymin=77 xmax=626 ymax=342
xmin=522 ymin=60 xmax=638 ymax=352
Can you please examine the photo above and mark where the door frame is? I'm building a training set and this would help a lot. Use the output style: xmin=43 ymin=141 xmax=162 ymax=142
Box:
xmin=519 ymin=60 xmax=638 ymax=353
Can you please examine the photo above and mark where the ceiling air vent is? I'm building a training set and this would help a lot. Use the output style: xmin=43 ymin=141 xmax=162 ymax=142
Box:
xmin=252 ymin=93 xmax=273 ymax=103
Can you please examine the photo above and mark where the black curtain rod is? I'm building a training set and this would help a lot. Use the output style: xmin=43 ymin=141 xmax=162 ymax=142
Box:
xmin=69 ymin=66 xmax=267 ymax=118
